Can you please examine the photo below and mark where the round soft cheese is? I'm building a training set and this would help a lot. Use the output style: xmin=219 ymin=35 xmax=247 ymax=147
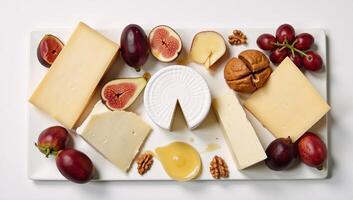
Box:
xmin=144 ymin=65 xmax=211 ymax=130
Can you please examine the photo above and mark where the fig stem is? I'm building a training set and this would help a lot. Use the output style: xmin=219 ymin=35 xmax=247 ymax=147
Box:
xmin=143 ymin=72 xmax=151 ymax=81
xmin=316 ymin=165 xmax=323 ymax=170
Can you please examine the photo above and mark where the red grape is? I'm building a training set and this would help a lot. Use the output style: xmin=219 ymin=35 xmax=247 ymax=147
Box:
xmin=270 ymin=48 xmax=290 ymax=64
xmin=257 ymin=33 xmax=277 ymax=50
xmin=56 ymin=148 xmax=95 ymax=184
xmin=120 ymin=24 xmax=149 ymax=71
xmin=303 ymin=51 xmax=323 ymax=71
xmin=297 ymin=132 xmax=327 ymax=169
xmin=265 ymin=137 xmax=298 ymax=171
xmin=294 ymin=33 xmax=314 ymax=50
xmin=276 ymin=24 xmax=295 ymax=44
xmin=289 ymin=52 xmax=303 ymax=68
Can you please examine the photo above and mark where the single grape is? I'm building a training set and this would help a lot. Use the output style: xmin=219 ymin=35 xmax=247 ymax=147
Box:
xmin=297 ymin=132 xmax=327 ymax=170
xmin=120 ymin=24 xmax=149 ymax=71
xmin=294 ymin=33 xmax=314 ymax=50
xmin=265 ymin=137 xmax=298 ymax=171
xmin=257 ymin=33 xmax=277 ymax=50
xmin=270 ymin=48 xmax=290 ymax=64
xmin=276 ymin=24 xmax=295 ymax=44
xmin=289 ymin=52 xmax=303 ymax=68
xmin=56 ymin=148 xmax=95 ymax=184
xmin=303 ymin=51 xmax=323 ymax=71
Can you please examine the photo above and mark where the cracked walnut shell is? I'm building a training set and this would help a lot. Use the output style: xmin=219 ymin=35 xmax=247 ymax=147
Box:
xmin=136 ymin=152 xmax=154 ymax=175
xmin=210 ymin=155 xmax=229 ymax=179
xmin=224 ymin=49 xmax=272 ymax=93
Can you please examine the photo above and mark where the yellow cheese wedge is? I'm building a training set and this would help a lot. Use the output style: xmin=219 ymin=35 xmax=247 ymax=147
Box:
xmin=244 ymin=57 xmax=330 ymax=141
xmin=213 ymin=92 xmax=266 ymax=170
xmin=81 ymin=111 xmax=151 ymax=172
xmin=29 ymin=22 xmax=119 ymax=128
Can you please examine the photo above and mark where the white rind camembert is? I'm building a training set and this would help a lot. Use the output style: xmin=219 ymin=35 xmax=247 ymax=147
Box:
xmin=144 ymin=65 xmax=211 ymax=130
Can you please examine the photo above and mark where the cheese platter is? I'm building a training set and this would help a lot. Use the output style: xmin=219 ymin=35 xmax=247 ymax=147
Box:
xmin=27 ymin=23 xmax=329 ymax=182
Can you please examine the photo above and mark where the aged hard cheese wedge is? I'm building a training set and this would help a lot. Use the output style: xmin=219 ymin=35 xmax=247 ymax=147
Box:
xmin=81 ymin=110 xmax=151 ymax=172
xmin=244 ymin=57 xmax=330 ymax=141
xmin=144 ymin=65 xmax=211 ymax=130
xmin=213 ymin=92 xmax=266 ymax=170
xmin=29 ymin=22 xmax=119 ymax=128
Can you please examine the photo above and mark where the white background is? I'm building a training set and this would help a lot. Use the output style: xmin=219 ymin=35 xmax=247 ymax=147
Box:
xmin=0 ymin=0 xmax=352 ymax=199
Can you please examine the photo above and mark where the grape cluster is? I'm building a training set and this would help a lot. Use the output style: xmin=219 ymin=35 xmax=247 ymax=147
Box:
xmin=257 ymin=24 xmax=323 ymax=71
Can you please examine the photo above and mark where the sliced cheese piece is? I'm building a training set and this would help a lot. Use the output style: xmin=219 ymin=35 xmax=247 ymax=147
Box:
xmin=244 ymin=57 xmax=330 ymax=141
xmin=213 ymin=92 xmax=266 ymax=170
xmin=144 ymin=65 xmax=211 ymax=130
xmin=29 ymin=22 xmax=119 ymax=128
xmin=81 ymin=110 xmax=151 ymax=172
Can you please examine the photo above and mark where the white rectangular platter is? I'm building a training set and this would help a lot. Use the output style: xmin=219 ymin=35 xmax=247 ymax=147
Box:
xmin=28 ymin=27 xmax=328 ymax=181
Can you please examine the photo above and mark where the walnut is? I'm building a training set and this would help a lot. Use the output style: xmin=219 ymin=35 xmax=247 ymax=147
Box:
xmin=224 ymin=49 xmax=272 ymax=93
xmin=136 ymin=152 xmax=154 ymax=175
xmin=209 ymin=155 xmax=229 ymax=179
xmin=228 ymin=29 xmax=247 ymax=45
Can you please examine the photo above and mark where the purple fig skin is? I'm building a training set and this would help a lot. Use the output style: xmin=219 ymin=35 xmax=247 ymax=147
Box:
xmin=35 ymin=126 xmax=69 ymax=157
xmin=56 ymin=148 xmax=95 ymax=184
xmin=120 ymin=24 xmax=149 ymax=71
xmin=265 ymin=137 xmax=298 ymax=171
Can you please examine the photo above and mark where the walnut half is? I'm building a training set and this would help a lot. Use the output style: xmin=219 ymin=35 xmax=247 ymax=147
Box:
xmin=228 ymin=29 xmax=247 ymax=45
xmin=209 ymin=155 xmax=229 ymax=179
xmin=136 ymin=152 xmax=154 ymax=175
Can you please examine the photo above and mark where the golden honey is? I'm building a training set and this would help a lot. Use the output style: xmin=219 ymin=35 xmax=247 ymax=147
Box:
xmin=155 ymin=142 xmax=201 ymax=181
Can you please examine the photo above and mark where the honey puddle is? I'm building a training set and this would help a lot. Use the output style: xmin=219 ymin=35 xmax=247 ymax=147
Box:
xmin=155 ymin=142 xmax=201 ymax=181
xmin=204 ymin=143 xmax=220 ymax=152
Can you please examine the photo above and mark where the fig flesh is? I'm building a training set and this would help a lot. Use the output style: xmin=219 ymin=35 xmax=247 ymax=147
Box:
xmin=149 ymin=25 xmax=182 ymax=62
xmin=265 ymin=137 xmax=298 ymax=171
xmin=120 ymin=24 xmax=149 ymax=71
xmin=56 ymin=148 xmax=94 ymax=184
xmin=297 ymin=132 xmax=327 ymax=170
xmin=35 ymin=126 xmax=69 ymax=157
xmin=101 ymin=73 xmax=149 ymax=110
xmin=37 ymin=34 xmax=64 ymax=68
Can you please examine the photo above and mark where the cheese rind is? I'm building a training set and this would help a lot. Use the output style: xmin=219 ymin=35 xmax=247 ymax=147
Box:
xmin=244 ymin=57 xmax=330 ymax=141
xmin=144 ymin=65 xmax=211 ymax=130
xmin=29 ymin=22 xmax=119 ymax=128
xmin=212 ymin=92 xmax=266 ymax=170
xmin=81 ymin=111 xmax=151 ymax=172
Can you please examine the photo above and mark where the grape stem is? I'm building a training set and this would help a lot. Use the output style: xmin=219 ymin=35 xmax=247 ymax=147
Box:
xmin=273 ymin=39 xmax=308 ymax=57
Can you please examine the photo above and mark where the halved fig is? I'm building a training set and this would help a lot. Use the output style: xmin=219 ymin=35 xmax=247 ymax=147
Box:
xmin=101 ymin=73 xmax=150 ymax=110
xmin=37 ymin=34 xmax=64 ymax=68
xmin=149 ymin=25 xmax=182 ymax=62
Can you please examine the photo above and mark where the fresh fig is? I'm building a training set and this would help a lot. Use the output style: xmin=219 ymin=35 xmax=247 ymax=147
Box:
xmin=120 ymin=24 xmax=149 ymax=71
xmin=56 ymin=148 xmax=95 ymax=184
xmin=265 ymin=137 xmax=298 ymax=171
xmin=37 ymin=34 xmax=64 ymax=68
xmin=297 ymin=132 xmax=327 ymax=170
xmin=149 ymin=25 xmax=182 ymax=62
xmin=101 ymin=73 xmax=149 ymax=110
xmin=35 ymin=126 xmax=70 ymax=157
